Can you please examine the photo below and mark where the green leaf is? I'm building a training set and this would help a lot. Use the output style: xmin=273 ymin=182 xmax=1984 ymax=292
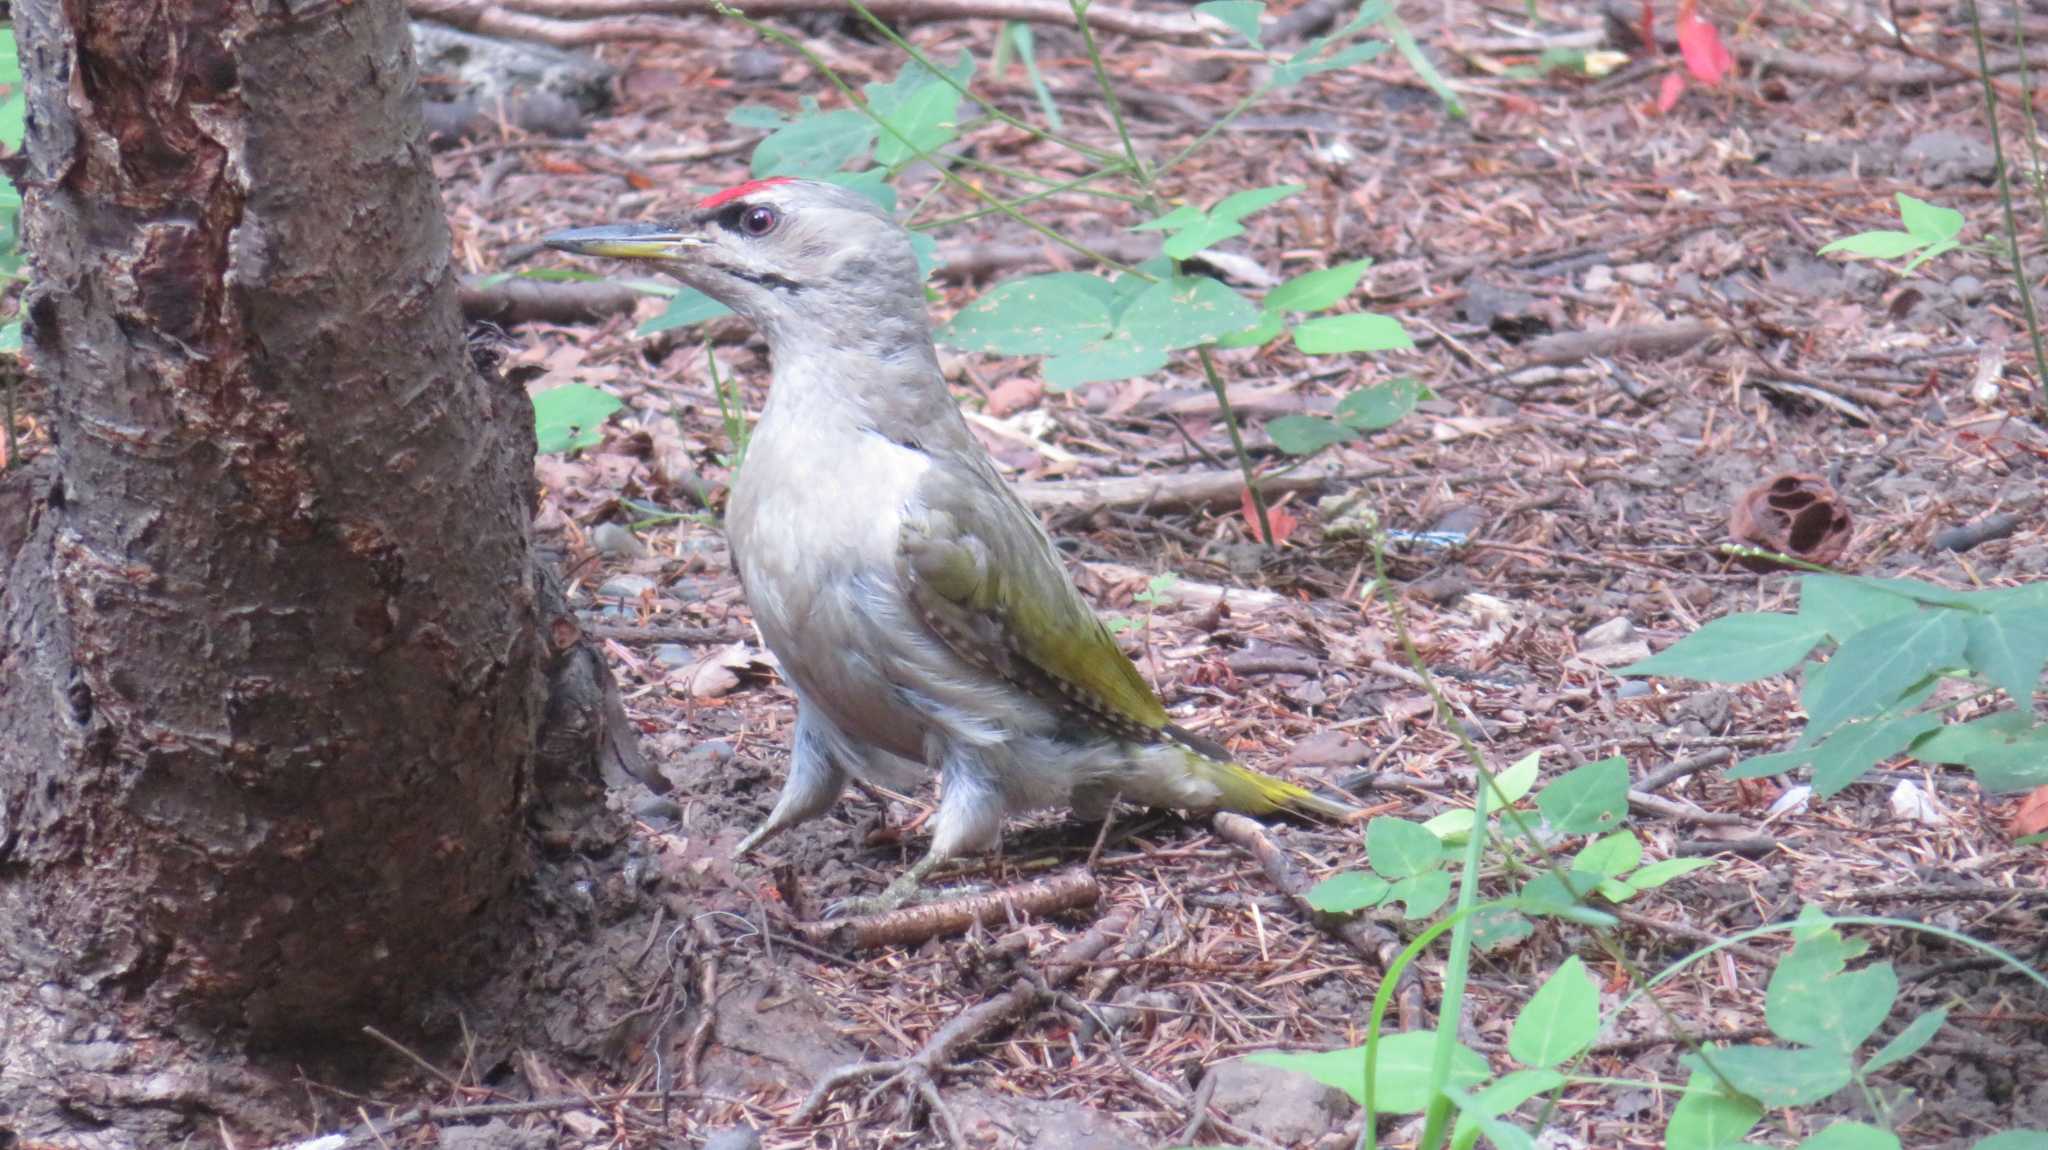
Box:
xmin=1211 ymin=183 xmax=1304 ymax=224
xmin=1335 ymin=377 xmax=1430 ymax=430
xmin=1666 ymin=1069 xmax=1763 ymax=1150
xmin=1908 ymin=712 xmax=2048 ymax=792
xmin=1617 ymin=612 xmax=1828 ymax=682
xmin=865 ymin=53 xmax=974 ymax=167
xmin=1973 ymin=1133 xmax=2048 ymax=1150
xmin=1388 ymin=870 xmax=1453 ymax=918
xmin=1686 ymin=1045 xmax=1854 ymax=1107
xmin=1214 ymin=308 xmax=1286 ymax=349
xmin=1797 ymin=1122 xmax=1902 ymax=1150
xmin=1247 ymin=1030 xmax=1490 ymax=1113
xmin=638 ymin=288 xmax=732 ymax=335
xmin=532 ymin=384 xmax=623 ymax=454
xmin=1806 ymin=711 xmax=1942 ymax=796
xmin=1571 ymin=831 xmax=1642 ymax=879
xmin=1895 ymin=193 xmax=1965 ymax=243
xmin=1267 ymin=259 xmax=1373 ymax=312
xmin=1162 ymin=218 xmax=1247 ymax=260
xmin=1471 ymin=904 xmax=1535 ymax=949
xmin=1292 ymin=312 xmax=1413 ymax=354
xmin=1117 ymin=275 xmax=1262 ymax=350
xmin=1041 ymin=334 xmax=1170 ymax=389
xmin=939 ymin=273 xmax=1116 ymax=355
xmin=726 ymin=104 xmax=790 ymax=129
xmin=1767 ymin=929 xmax=1897 ymax=1055
xmin=1518 ymin=872 xmax=1615 ymax=926
xmin=1625 ymin=857 xmax=1715 ymax=890
xmin=1424 ymin=808 xmax=1476 ymax=842
xmin=1442 ymin=1083 xmax=1539 ymax=1150
xmin=1305 ymin=870 xmax=1391 ymax=913
xmin=1387 ymin=13 xmax=1463 ymax=115
xmin=0 ymin=90 xmax=23 ymax=155
xmin=1274 ymin=37 xmax=1391 ymax=87
xmin=1803 ymin=609 xmax=1968 ymax=733
xmin=1131 ymin=203 xmax=1207 ymax=233
xmin=1962 ymin=608 xmax=2048 ymax=706
xmin=750 ymin=107 xmax=875 ymax=177
xmin=1800 ymin=574 xmax=1921 ymax=642
xmin=1863 ymin=1007 xmax=1946 ymax=1074
xmin=1817 ymin=231 xmax=1926 ymax=259
xmin=1367 ymin=816 xmax=1444 ymax=879
xmin=1535 ymin=756 xmax=1627 ymax=835
xmin=1266 ymin=414 xmax=1355 ymax=455
xmin=1449 ymin=1069 xmax=1564 ymax=1150
xmin=1509 ymin=956 xmax=1600 ymax=1068
xmin=1195 ymin=0 xmax=1266 ymax=45
xmin=1491 ymin=751 xmax=1543 ymax=804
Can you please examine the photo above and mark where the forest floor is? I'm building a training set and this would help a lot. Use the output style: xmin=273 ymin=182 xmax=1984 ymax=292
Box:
xmin=376 ymin=1 xmax=2048 ymax=1147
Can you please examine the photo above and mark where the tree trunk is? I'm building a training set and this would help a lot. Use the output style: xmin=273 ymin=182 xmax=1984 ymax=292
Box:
xmin=0 ymin=0 xmax=556 ymax=1141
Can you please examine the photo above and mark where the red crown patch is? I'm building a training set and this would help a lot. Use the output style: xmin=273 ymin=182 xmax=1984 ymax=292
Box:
xmin=699 ymin=177 xmax=795 ymax=210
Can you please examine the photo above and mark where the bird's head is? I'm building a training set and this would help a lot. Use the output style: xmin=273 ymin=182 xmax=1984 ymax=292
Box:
xmin=544 ymin=177 xmax=928 ymax=353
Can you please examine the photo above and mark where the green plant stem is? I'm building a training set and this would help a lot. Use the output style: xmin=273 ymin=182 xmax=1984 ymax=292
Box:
xmin=1195 ymin=346 xmax=1275 ymax=546
xmin=909 ymin=163 xmax=1138 ymax=230
xmin=1966 ymin=0 xmax=2048 ymax=419
xmin=1067 ymin=0 xmax=1148 ymax=184
xmin=842 ymin=0 xmax=1124 ymax=166
xmin=2007 ymin=4 xmax=2048 ymax=225
xmin=716 ymin=3 xmax=1144 ymax=277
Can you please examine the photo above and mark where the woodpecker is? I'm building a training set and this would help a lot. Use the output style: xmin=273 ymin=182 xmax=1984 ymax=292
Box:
xmin=548 ymin=178 xmax=1351 ymax=909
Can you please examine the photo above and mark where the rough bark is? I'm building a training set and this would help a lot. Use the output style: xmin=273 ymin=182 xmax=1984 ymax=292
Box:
xmin=0 ymin=0 xmax=553 ymax=1141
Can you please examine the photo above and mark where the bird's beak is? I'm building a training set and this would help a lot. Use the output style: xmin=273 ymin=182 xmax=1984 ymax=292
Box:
xmin=543 ymin=222 xmax=704 ymax=261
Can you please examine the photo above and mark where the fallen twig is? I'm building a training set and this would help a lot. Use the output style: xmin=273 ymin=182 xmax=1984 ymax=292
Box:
xmin=793 ymin=869 xmax=1100 ymax=950
xmin=1016 ymin=466 xmax=1329 ymax=514
xmin=1210 ymin=812 xmax=1422 ymax=1030
xmin=412 ymin=0 xmax=1206 ymax=42
xmin=459 ymin=275 xmax=646 ymax=326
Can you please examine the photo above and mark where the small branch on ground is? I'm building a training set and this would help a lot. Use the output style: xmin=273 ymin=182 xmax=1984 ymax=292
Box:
xmin=795 ymin=869 xmax=1100 ymax=950
xmin=1016 ymin=467 xmax=1328 ymax=514
xmin=459 ymin=275 xmax=646 ymax=326
xmin=1210 ymin=812 xmax=1424 ymax=1030
xmin=410 ymin=0 xmax=1206 ymax=42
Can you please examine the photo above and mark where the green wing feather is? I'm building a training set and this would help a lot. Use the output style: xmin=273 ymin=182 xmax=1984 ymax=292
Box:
xmin=899 ymin=456 xmax=1168 ymax=740
xmin=900 ymin=452 xmax=1356 ymax=822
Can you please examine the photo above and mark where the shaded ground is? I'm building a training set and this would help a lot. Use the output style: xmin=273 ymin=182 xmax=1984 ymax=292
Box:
xmin=314 ymin=2 xmax=2048 ymax=1146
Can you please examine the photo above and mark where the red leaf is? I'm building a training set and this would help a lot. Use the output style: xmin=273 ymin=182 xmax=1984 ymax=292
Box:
xmin=1638 ymin=0 xmax=1656 ymax=53
xmin=1656 ymin=70 xmax=1687 ymax=114
xmin=2014 ymin=785 xmax=2048 ymax=838
xmin=1241 ymin=487 xmax=1298 ymax=545
xmin=1677 ymin=8 xmax=1733 ymax=85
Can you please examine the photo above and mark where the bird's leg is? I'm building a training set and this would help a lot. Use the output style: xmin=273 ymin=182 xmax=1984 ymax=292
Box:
xmin=735 ymin=704 xmax=849 ymax=855
xmin=835 ymin=755 xmax=1003 ymax=915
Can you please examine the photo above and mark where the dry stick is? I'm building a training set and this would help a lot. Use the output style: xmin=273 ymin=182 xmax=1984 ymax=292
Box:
xmin=458 ymin=276 xmax=646 ymax=326
xmin=1015 ymin=467 xmax=1331 ymax=514
xmin=1209 ymin=813 xmax=1424 ymax=1031
xmin=794 ymin=869 xmax=1100 ymax=950
xmin=1635 ymin=747 xmax=1733 ymax=794
xmin=410 ymin=0 xmax=1206 ymax=40
xmin=792 ymin=907 xmax=1135 ymax=1145
xmin=583 ymin=622 xmax=744 ymax=645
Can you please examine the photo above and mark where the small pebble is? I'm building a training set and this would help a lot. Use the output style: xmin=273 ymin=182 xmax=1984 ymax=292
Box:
xmin=591 ymin=522 xmax=645 ymax=559
xmin=1616 ymin=680 xmax=1653 ymax=699
xmin=702 ymin=1125 xmax=763 ymax=1150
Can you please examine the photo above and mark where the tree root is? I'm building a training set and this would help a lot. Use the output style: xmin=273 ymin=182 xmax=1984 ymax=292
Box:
xmin=792 ymin=907 xmax=1131 ymax=1142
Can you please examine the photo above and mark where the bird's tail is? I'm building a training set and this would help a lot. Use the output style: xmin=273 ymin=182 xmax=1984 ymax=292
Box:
xmin=1182 ymin=752 xmax=1359 ymax=821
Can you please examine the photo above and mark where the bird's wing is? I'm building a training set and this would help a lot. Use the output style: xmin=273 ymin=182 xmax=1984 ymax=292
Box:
xmin=899 ymin=451 xmax=1170 ymax=743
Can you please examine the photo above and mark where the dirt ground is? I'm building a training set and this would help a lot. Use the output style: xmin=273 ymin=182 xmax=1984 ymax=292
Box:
xmin=380 ymin=1 xmax=2048 ymax=1147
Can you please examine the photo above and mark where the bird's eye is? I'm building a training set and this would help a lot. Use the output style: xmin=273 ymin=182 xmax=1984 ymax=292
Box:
xmin=740 ymin=205 xmax=779 ymax=237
